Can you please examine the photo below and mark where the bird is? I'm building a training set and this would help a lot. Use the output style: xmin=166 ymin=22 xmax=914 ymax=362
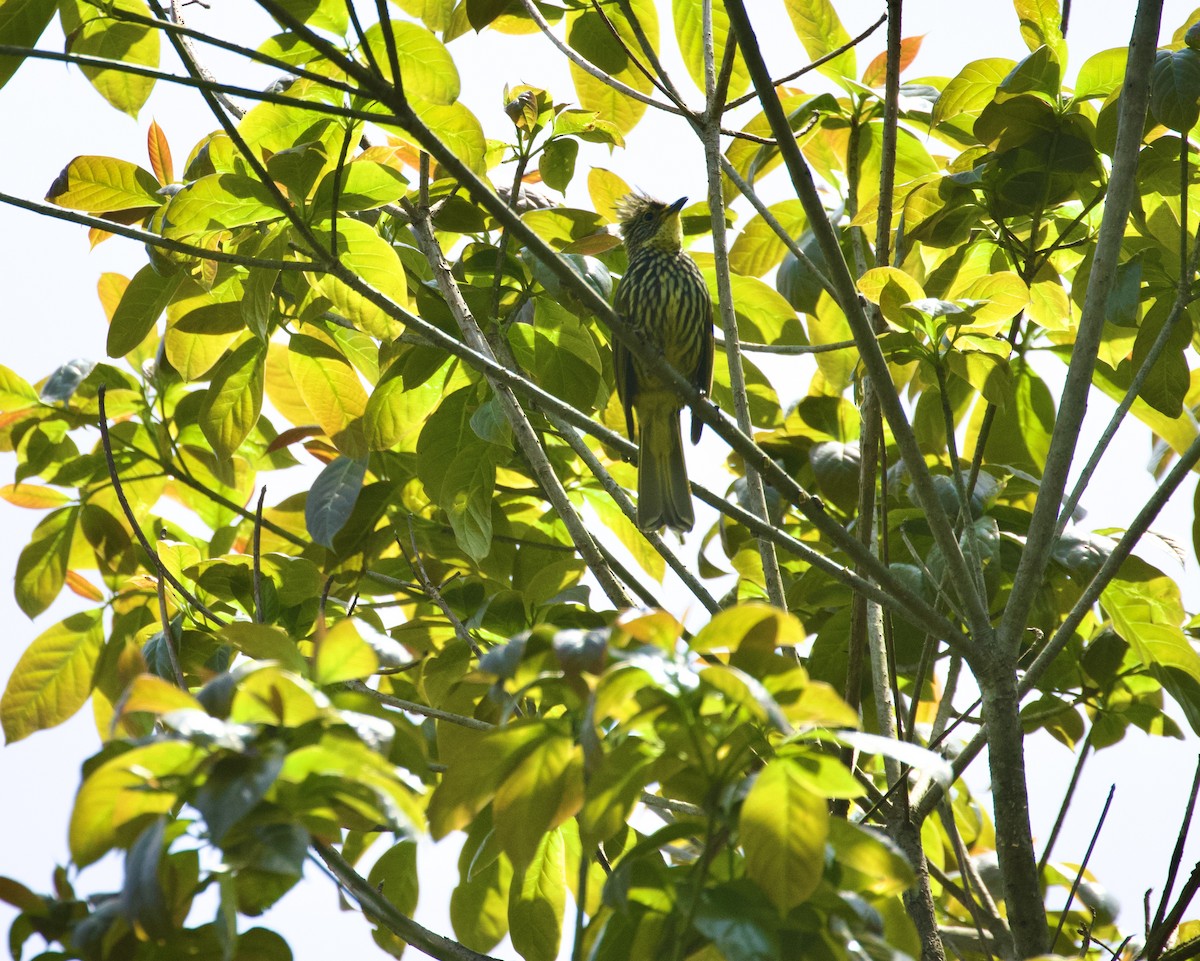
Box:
xmin=612 ymin=193 xmax=714 ymax=534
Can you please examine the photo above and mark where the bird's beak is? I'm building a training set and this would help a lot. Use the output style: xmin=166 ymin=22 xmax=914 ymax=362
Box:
xmin=668 ymin=196 xmax=688 ymax=216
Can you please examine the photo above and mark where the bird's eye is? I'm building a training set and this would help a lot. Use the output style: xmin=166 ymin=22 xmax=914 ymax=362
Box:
xmin=641 ymin=211 xmax=654 ymax=222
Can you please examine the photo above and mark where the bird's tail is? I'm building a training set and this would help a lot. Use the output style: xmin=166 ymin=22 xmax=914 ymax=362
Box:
xmin=637 ymin=407 xmax=694 ymax=533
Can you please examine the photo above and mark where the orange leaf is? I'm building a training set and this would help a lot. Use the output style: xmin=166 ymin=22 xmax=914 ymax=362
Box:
xmin=862 ymin=35 xmax=925 ymax=88
xmin=267 ymin=425 xmax=323 ymax=453
xmin=88 ymin=226 xmax=113 ymax=248
xmin=66 ymin=571 xmax=105 ymax=602
xmin=147 ymin=120 xmax=174 ymax=185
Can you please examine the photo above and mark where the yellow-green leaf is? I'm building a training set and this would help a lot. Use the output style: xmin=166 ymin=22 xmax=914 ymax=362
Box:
xmin=60 ymin=0 xmax=159 ymax=117
xmin=0 ymin=0 xmax=56 ymax=91
xmin=672 ymin=0 xmax=748 ymax=100
xmin=106 ymin=264 xmax=181 ymax=358
xmin=686 ymin=599 xmax=806 ymax=652
xmin=199 ymin=339 xmax=265 ymax=460
xmin=858 ymin=267 xmax=926 ymax=325
xmin=310 ymin=219 xmax=407 ymax=341
xmin=493 ymin=734 xmax=583 ymax=870
xmin=313 ymin=619 xmax=379 ymax=685
xmin=729 ymin=200 xmax=808 ymax=278
xmin=508 ymin=828 xmax=567 ymax=961
xmin=1 ymin=608 xmax=103 ymax=743
xmin=220 ymin=623 xmax=308 ymax=676
xmin=45 ymin=155 xmax=161 ymax=213
xmin=15 ymin=506 xmax=77 ymax=617
xmin=0 ymin=483 xmax=72 ymax=509
xmin=69 ymin=741 xmax=204 ymax=866
xmin=288 ymin=334 xmax=369 ymax=457
xmin=740 ymin=758 xmax=828 ymax=911
xmin=782 ymin=0 xmax=855 ymax=86
xmin=363 ymin=20 xmax=460 ymax=104
xmin=163 ymin=173 xmax=282 ymax=234
xmin=566 ymin=0 xmax=658 ymax=135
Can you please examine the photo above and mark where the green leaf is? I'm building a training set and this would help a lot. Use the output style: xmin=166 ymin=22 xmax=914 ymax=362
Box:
xmin=219 ymin=623 xmax=308 ymax=676
xmin=729 ymin=200 xmax=807 ymax=278
xmin=1133 ymin=300 xmax=1191 ymax=417
xmin=540 ymin=138 xmax=578 ymax=193
xmin=1013 ymin=0 xmax=1066 ymax=63
xmin=368 ymin=840 xmax=420 ymax=955
xmin=740 ymin=758 xmax=828 ymax=911
xmin=441 ymin=443 xmax=496 ymax=563
xmin=118 ymin=817 xmax=172 ymax=940
xmin=193 ymin=746 xmax=285 ymax=842
xmin=493 ymin=734 xmax=583 ymax=870
xmin=0 ymin=0 xmax=56 ymax=92
xmin=566 ymin=0 xmax=658 ymax=135
xmin=428 ymin=721 xmax=551 ymax=838
xmin=508 ymin=827 xmax=567 ymax=961
xmin=306 ymin=456 xmax=366 ymax=548
xmin=1074 ymin=47 xmax=1127 ymax=100
xmin=510 ymin=298 xmax=603 ymax=411
xmin=931 ymin=58 xmax=1016 ymax=129
xmin=364 ymin=367 xmax=446 ymax=452
xmin=672 ymin=0 xmax=748 ymax=100
xmin=690 ymin=603 xmax=804 ymax=653
xmin=1151 ymin=49 xmax=1200 ymax=132
xmin=313 ymin=619 xmax=379 ymax=684
xmin=106 ymin=265 xmax=181 ymax=358
xmin=1 ymin=608 xmax=103 ymax=743
xmin=451 ymin=814 xmax=513 ymax=952
xmin=1103 ymin=560 xmax=1200 ymax=734
xmin=694 ymin=880 xmax=780 ymax=961
xmin=578 ymin=737 xmax=656 ymax=848
xmin=827 ymin=819 xmax=915 ymax=896
xmin=311 ymin=160 xmax=409 ymax=217
xmin=200 ymin=339 xmax=266 ymax=460
xmin=0 ymin=364 xmax=40 ymax=410
xmin=163 ymin=173 xmax=282 ymax=233
xmin=70 ymin=741 xmax=204 ymax=866
xmin=14 ymin=505 xmax=77 ymax=617
xmin=45 ymin=155 xmax=161 ymax=213
xmin=362 ymin=20 xmax=460 ymax=104
xmin=310 ymin=219 xmax=407 ymax=341
xmin=60 ymin=0 xmax=160 ymax=117
xmin=782 ymin=0 xmax=855 ymax=87
xmin=288 ymin=333 xmax=369 ymax=457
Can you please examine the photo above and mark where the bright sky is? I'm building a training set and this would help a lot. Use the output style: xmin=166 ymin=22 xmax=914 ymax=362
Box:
xmin=1 ymin=2 xmax=1198 ymax=958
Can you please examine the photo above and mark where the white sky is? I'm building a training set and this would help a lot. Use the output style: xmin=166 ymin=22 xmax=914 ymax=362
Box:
xmin=1 ymin=2 xmax=1199 ymax=958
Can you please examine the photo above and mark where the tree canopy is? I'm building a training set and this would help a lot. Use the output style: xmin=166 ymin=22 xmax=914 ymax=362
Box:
xmin=2 ymin=1 xmax=1200 ymax=961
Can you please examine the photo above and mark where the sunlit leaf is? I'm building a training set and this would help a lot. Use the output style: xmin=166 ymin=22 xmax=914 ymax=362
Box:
xmin=1 ymin=608 xmax=103 ymax=743
xmin=740 ymin=758 xmax=827 ymax=911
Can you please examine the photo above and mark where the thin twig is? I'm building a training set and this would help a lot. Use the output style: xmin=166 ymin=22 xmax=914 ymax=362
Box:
xmin=345 ymin=679 xmax=493 ymax=731
xmin=0 ymin=190 xmax=313 ymax=271
xmin=1151 ymin=757 xmax=1200 ymax=938
xmin=253 ymin=486 xmax=266 ymax=624
xmin=0 ymin=44 xmax=394 ymax=125
xmin=546 ymin=413 xmax=721 ymax=614
xmin=155 ymin=574 xmax=187 ymax=688
xmin=701 ymin=0 xmax=784 ymax=607
xmin=395 ymin=517 xmax=484 ymax=661
xmin=98 ymin=386 xmax=225 ymax=626
xmin=724 ymin=13 xmax=888 ymax=110
xmin=313 ymin=839 xmax=502 ymax=961
xmin=1051 ymin=785 xmax=1116 ymax=952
